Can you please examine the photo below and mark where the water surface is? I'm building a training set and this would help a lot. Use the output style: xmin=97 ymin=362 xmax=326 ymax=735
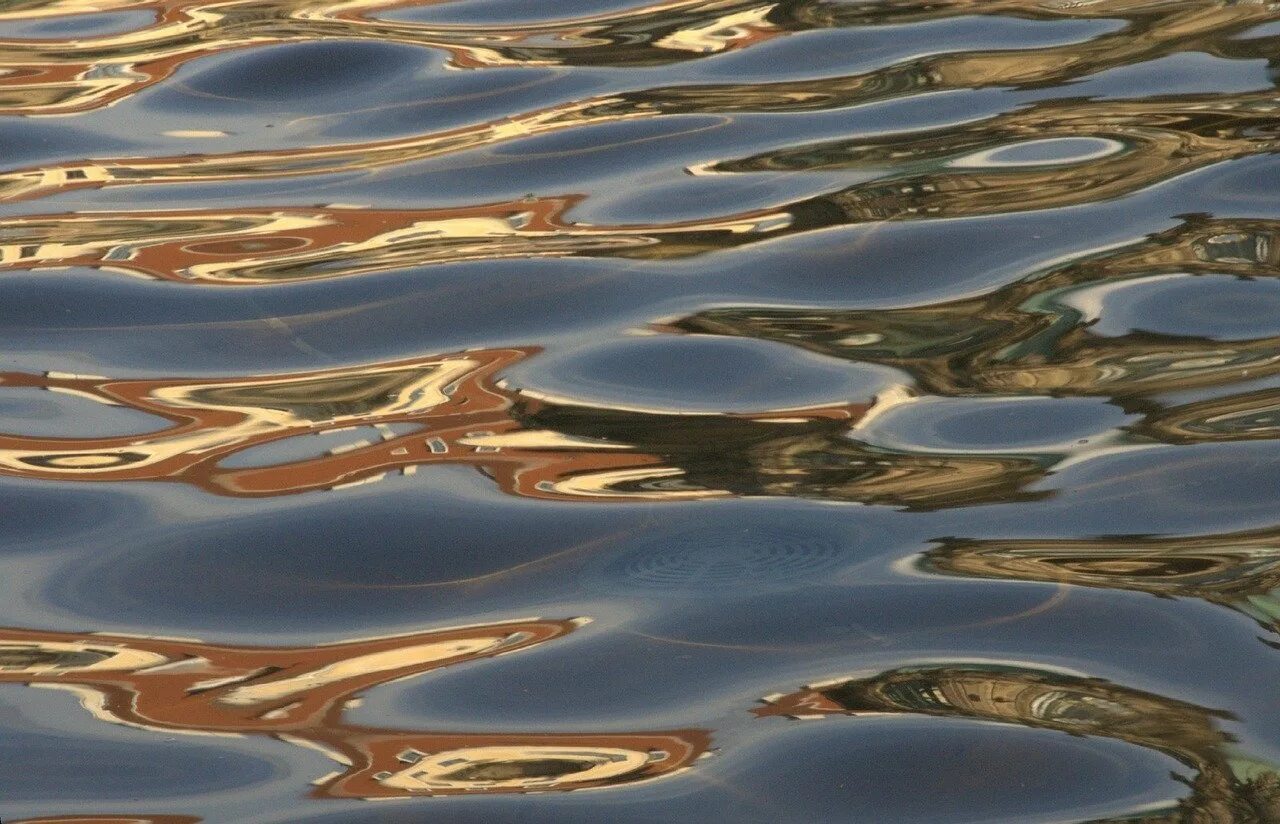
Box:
xmin=4 ymin=1 xmax=1280 ymax=821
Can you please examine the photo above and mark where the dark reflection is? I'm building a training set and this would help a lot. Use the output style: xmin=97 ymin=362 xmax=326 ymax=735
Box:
xmin=0 ymin=347 xmax=1061 ymax=507
xmin=0 ymin=619 xmax=709 ymax=798
xmin=925 ymin=525 xmax=1280 ymax=634
xmin=668 ymin=215 xmax=1280 ymax=403
xmin=758 ymin=664 xmax=1280 ymax=822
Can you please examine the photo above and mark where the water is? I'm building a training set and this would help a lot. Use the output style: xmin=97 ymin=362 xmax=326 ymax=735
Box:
xmin=2 ymin=1 xmax=1280 ymax=821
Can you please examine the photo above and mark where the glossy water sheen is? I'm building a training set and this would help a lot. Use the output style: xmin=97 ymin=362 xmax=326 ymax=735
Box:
xmin=4 ymin=1 xmax=1280 ymax=822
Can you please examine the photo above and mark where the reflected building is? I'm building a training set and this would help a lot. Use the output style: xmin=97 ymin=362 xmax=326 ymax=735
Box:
xmin=667 ymin=216 xmax=1280 ymax=405
xmin=0 ymin=619 xmax=710 ymax=798
xmin=757 ymin=663 xmax=1280 ymax=821
xmin=924 ymin=526 xmax=1280 ymax=631
xmin=0 ymin=346 xmax=1059 ymax=507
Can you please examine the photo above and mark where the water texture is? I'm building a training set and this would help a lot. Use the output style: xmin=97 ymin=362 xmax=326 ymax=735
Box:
xmin=3 ymin=0 xmax=1280 ymax=821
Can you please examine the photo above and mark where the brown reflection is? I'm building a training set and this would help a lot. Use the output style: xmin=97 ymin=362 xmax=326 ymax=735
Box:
xmin=0 ymin=198 xmax=791 ymax=284
xmin=0 ymin=0 xmax=797 ymax=117
xmin=704 ymin=91 xmax=1280 ymax=222
xmin=0 ymin=87 xmax=1274 ymax=275
xmin=757 ymin=664 xmax=1280 ymax=821
xmin=1136 ymin=386 xmax=1280 ymax=445
xmin=12 ymin=817 xmax=200 ymax=824
xmin=6 ymin=90 xmax=1276 ymax=283
xmin=0 ymin=619 xmax=709 ymax=797
xmin=0 ymin=346 xmax=1064 ymax=507
xmin=1 ymin=3 xmax=1276 ymax=205
xmin=2 ymin=0 xmax=1275 ymax=118
xmin=665 ymin=1 xmax=1280 ymax=113
xmin=668 ymin=215 xmax=1280 ymax=405
xmin=925 ymin=526 xmax=1280 ymax=632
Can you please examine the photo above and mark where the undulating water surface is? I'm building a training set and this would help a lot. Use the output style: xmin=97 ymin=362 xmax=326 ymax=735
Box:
xmin=5 ymin=0 xmax=1280 ymax=821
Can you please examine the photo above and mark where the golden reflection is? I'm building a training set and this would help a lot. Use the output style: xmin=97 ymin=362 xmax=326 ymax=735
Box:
xmin=1 ymin=0 xmax=1275 ymax=118
xmin=0 ymin=619 xmax=710 ymax=797
xmin=0 ymin=4 xmax=1276 ymax=208
xmin=0 ymin=198 xmax=790 ymax=284
xmin=669 ymin=216 xmax=1280 ymax=405
xmin=705 ymin=91 xmax=1280 ymax=222
xmin=0 ymin=346 xmax=1063 ymax=506
xmin=0 ymin=88 xmax=1275 ymax=270
xmin=757 ymin=664 xmax=1280 ymax=821
xmin=0 ymin=0 xmax=800 ymax=116
xmin=925 ymin=526 xmax=1280 ymax=631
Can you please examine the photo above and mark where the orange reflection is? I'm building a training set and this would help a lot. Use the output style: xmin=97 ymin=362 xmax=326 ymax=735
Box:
xmin=0 ymin=344 xmax=1064 ymax=507
xmin=0 ymin=619 xmax=710 ymax=797
xmin=309 ymin=727 xmax=709 ymax=799
xmin=0 ymin=6 xmax=1275 ymax=206
xmin=1 ymin=86 xmax=1274 ymax=264
xmin=0 ymin=197 xmax=790 ymax=284
xmin=2 ymin=0 xmax=1275 ymax=118
xmin=0 ymin=0 xmax=793 ymax=117
xmin=0 ymin=346 xmax=897 ymax=502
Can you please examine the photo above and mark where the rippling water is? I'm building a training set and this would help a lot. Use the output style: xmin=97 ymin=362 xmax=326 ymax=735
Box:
xmin=6 ymin=1 xmax=1280 ymax=821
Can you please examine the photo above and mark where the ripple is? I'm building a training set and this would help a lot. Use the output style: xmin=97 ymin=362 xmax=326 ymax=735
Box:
xmin=855 ymin=395 xmax=1134 ymax=453
xmin=1066 ymin=273 xmax=1280 ymax=341
xmin=583 ymin=517 xmax=865 ymax=593
xmin=5 ymin=0 xmax=1280 ymax=820
xmin=948 ymin=136 xmax=1125 ymax=168
xmin=501 ymin=335 xmax=899 ymax=414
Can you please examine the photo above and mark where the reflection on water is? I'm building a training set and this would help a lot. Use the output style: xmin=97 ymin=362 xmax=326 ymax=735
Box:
xmin=0 ymin=348 xmax=1059 ymax=506
xmin=7 ymin=0 xmax=1280 ymax=821
xmin=926 ymin=525 xmax=1280 ymax=634
xmin=0 ymin=617 xmax=709 ymax=799
xmin=11 ymin=818 xmax=202 ymax=824
xmin=667 ymin=215 xmax=1280 ymax=400
xmin=758 ymin=664 xmax=1280 ymax=822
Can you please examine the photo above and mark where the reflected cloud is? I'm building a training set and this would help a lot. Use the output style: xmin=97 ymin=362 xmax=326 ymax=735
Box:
xmin=757 ymin=663 xmax=1280 ymax=821
xmin=0 ymin=618 xmax=710 ymax=798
